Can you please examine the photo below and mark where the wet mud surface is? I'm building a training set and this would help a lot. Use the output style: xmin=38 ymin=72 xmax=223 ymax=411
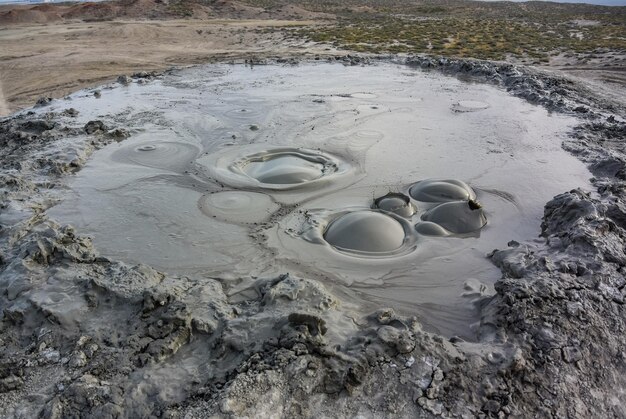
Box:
xmin=0 ymin=56 xmax=625 ymax=418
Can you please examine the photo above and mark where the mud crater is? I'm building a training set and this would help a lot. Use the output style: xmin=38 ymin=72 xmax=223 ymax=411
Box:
xmin=49 ymin=62 xmax=592 ymax=336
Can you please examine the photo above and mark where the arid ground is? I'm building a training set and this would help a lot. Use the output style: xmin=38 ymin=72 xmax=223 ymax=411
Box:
xmin=1 ymin=0 xmax=624 ymax=115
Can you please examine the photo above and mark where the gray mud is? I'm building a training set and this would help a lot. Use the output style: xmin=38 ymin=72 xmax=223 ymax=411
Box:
xmin=46 ymin=63 xmax=590 ymax=336
xmin=0 ymin=56 xmax=625 ymax=418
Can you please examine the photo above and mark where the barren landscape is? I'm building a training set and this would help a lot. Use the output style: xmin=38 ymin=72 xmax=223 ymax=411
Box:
xmin=1 ymin=0 xmax=626 ymax=418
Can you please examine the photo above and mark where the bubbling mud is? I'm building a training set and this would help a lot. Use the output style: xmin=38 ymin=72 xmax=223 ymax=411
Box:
xmin=240 ymin=152 xmax=328 ymax=185
xmin=372 ymin=192 xmax=416 ymax=218
xmin=421 ymin=200 xmax=488 ymax=235
xmin=409 ymin=179 xmax=477 ymax=203
xmin=49 ymin=62 xmax=593 ymax=337
xmin=451 ymin=100 xmax=490 ymax=112
xmin=324 ymin=211 xmax=407 ymax=254
xmin=198 ymin=146 xmax=354 ymax=193
xmin=112 ymin=141 xmax=200 ymax=172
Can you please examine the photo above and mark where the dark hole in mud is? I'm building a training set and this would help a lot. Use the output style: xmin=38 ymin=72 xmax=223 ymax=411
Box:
xmin=421 ymin=200 xmax=488 ymax=235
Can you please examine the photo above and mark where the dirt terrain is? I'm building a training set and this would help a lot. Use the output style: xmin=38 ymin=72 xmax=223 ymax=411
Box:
xmin=0 ymin=18 xmax=331 ymax=116
xmin=1 ymin=0 xmax=624 ymax=116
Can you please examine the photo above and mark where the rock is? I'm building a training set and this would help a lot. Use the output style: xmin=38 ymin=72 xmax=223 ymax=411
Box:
xmin=35 ymin=97 xmax=52 ymax=107
xmin=132 ymin=71 xmax=152 ymax=79
xmin=108 ymin=128 xmax=129 ymax=139
xmin=0 ymin=375 xmax=23 ymax=393
xmin=62 ymin=108 xmax=79 ymax=117
xmin=377 ymin=326 xmax=415 ymax=354
xmin=483 ymin=399 xmax=501 ymax=413
xmin=42 ymin=349 xmax=60 ymax=363
xmin=562 ymin=346 xmax=583 ymax=363
xmin=84 ymin=120 xmax=108 ymax=134
xmin=117 ymin=75 xmax=132 ymax=85
xmin=69 ymin=351 xmax=87 ymax=368
xmin=288 ymin=313 xmax=327 ymax=336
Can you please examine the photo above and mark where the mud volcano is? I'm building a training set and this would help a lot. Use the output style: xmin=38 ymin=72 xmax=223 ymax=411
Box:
xmin=48 ymin=62 xmax=592 ymax=337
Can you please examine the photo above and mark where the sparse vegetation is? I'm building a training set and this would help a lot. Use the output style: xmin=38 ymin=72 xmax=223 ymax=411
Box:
xmin=245 ymin=0 xmax=626 ymax=61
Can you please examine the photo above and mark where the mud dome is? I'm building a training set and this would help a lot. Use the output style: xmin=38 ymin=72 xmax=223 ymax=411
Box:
xmin=198 ymin=146 xmax=354 ymax=193
xmin=323 ymin=210 xmax=413 ymax=255
xmin=48 ymin=62 xmax=592 ymax=337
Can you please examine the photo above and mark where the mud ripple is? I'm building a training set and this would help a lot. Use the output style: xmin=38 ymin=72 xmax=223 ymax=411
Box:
xmin=451 ymin=100 xmax=489 ymax=112
xmin=199 ymin=191 xmax=279 ymax=224
xmin=112 ymin=141 xmax=199 ymax=172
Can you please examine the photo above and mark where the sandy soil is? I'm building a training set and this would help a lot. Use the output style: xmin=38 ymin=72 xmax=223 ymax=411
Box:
xmin=0 ymin=19 xmax=331 ymax=116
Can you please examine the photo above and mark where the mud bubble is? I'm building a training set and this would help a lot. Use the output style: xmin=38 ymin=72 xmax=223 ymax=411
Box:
xmin=409 ymin=179 xmax=476 ymax=203
xmin=421 ymin=200 xmax=487 ymax=235
xmin=200 ymin=146 xmax=354 ymax=192
xmin=112 ymin=141 xmax=200 ymax=172
xmin=372 ymin=192 xmax=416 ymax=218
xmin=451 ymin=100 xmax=490 ymax=113
xmin=322 ymin=210 xmax=417 ymax=257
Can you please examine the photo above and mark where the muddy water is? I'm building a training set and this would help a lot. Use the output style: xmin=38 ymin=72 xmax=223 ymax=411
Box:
xmin=48 ymin=62 xmax=592 ymax=338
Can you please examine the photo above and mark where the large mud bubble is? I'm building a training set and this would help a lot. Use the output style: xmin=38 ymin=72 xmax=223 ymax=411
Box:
xmin=323 ymin=210 xmax=413 ymax=255
xmin=198 ymin=146 xmax=354 ymax=192
xmin=298 ymin=178 xmax=486 ymax=260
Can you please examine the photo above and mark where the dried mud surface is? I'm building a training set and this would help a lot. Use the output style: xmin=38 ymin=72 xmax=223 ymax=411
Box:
xmin=1 ymin=56 xmax=626 ymax=418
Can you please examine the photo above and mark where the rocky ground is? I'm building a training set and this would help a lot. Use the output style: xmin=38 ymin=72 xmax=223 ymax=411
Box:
xmin=0 ymin=56 xmax=624 ymax=418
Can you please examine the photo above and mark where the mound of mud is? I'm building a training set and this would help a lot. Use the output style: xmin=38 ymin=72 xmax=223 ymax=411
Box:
xmin=1 ymin=57 xmax=625 ymax=418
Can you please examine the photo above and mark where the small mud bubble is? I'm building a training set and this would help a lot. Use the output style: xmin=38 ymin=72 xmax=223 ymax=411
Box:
xmin=409 ymin=179 xmax=476 ymax=203
xmin=415 ymin=221 xmax=450 ymax=237
xmin=451 ymin=100 xmax=489 ymax=113
xmin=350 ymin=93 xmax=377 ymax=99
xmin=373 ymin=192 xmax=415 ymax=218
xmin=112 ymin=141 xmax=199 ymax=172
xmin=324 ymin=211 xmax=406 ymax=253
xmin=137 ymin=145 xmax=157 ymax=152
xmin=421 ymin=200 xmax=487 ymax=234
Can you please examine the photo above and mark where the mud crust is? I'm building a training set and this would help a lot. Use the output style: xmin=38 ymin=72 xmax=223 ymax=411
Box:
xmin=0 ymin=56 xmax=625 ymax=418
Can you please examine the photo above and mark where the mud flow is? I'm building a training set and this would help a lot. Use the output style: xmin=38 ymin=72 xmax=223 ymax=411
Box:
xmin=49 ymin=62 xmax=591 ymax=338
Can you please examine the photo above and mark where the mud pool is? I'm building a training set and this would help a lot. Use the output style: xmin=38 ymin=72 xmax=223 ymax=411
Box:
xmin=48 ymin=62 xmax=592 ymax=338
